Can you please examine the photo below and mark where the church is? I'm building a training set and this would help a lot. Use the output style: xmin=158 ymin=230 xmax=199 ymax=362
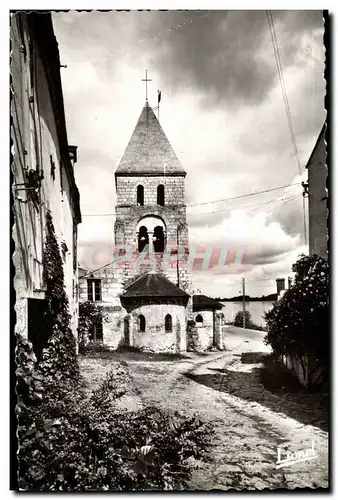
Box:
xmin=79 ymin=98 xmax=225 ymax=353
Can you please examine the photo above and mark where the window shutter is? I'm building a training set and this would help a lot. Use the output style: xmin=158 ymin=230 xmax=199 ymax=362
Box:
xmin=87 ymin=280 xmax=93 ymax=301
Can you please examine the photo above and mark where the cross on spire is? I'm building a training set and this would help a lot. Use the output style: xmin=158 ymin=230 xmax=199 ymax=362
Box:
xmin=142 ymin=69 xmax=152 ymax=101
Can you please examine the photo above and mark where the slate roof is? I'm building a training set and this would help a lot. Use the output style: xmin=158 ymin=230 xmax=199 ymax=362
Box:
xmin=115 ymin=102 xmax=186 ymax=176
xmin=192 ymin=294 xmax=224 ymax=310
xmin=121 ymin=271 xmax=189 ymax=298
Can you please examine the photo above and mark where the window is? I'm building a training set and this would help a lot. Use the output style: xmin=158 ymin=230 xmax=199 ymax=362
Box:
xmin=137 ymin=185 xmax=144 ymax=206
xmin=157 ymin=184 xmax=165 ymax=206
xmin=89 ymin=317 xmax=103 ymax=341
xmin=165 ymin=314 xmax=172 ymax=333
xmin=138 ymin=226 xmax=149 ymax=252
xmin=50 ymin=155 xmax=55 ymax=181
xmin=87 ymin=279 xmax=102 ymax=302
xmin=138 ymin=314 xmax=146 ymax=332
xmin=196 ymin=314 xmax=203 ymax=324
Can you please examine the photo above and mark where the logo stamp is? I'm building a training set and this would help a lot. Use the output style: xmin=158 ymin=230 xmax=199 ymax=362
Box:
xmin=276 ymin=441 xmax=318 ymax=469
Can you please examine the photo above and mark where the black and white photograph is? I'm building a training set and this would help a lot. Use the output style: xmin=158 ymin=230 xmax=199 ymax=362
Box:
xmin=11 ymin=7 xmax=329 ymax=491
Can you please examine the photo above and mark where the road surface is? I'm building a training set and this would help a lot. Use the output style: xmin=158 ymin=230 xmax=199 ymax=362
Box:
xmin=126 ymin=327 xmax=329 ymax=490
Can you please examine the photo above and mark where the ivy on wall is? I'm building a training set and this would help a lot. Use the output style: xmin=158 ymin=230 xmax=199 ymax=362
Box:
xmin=39 ymin=210 xmax=79 ymax=388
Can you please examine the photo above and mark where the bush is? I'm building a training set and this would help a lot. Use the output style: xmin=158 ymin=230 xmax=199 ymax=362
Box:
xmin=264 ymin=254 xmax=329 ymax=366
xmin=17 ymin=359 xmax=213 ymax=491
xmin=78 ymin=301 xmax=106 ymax=352
xmin=233 ymin=310 xmax=263 ymax=330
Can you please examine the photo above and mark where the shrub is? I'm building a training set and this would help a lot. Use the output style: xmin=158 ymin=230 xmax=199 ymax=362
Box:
xmin=233 ymin=310 xmax=263 ymax=330
xmin=234 ymin=310 xmax=251 ymax=328
xmin=264 ymin=254 xmax=329 ymax=373
xmin=18 ymin=361 xmax=213 ymax=491
xmin=78 ymin=300 xmax=105 ymax=352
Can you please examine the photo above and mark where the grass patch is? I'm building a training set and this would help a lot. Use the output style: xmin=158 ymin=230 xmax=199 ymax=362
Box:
xmin=81 ymin=346 xmax=189 ymax=362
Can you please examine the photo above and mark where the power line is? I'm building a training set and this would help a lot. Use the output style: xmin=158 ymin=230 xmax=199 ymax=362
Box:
xmin=187 ymin=182 xmax=298 ymax=207
xmin=263 ymin=193 xmax=301 ymax=217
xmin=79 ymin=260 xmax=115 ymax=281
xmin=266 ymin=10 xmax=307 ymax=246
xmin=189 ymin=193 xmax=299 ymax=218
xmin=266 ymin=11 xmax=302 ymax=176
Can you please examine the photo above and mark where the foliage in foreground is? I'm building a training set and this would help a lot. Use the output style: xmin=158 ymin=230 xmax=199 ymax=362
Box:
xmin=17 ymin=333 xmax=212 ymax=491
xmin=17 ymin=342 xmax=212 ymax=491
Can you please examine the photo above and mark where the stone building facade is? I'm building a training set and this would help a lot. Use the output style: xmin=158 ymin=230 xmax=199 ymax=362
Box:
xmin=11 ymin=12 xmax=81 ymax=356
xmin=306 ymin=124 xmax=327 ymax=260
xmin=79 ymin=102 xmax=224 ymax=352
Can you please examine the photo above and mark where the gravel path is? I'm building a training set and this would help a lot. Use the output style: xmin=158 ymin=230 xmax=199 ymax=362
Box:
xmin=126 ymin=328 xmax=329 ymax=491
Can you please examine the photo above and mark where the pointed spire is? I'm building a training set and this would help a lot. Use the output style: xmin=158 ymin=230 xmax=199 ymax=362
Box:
xmin=115 ymin=104 xmax=186 ymax=176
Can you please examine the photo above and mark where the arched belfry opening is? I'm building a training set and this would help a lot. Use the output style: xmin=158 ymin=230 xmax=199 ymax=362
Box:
xmin=153 ymin=226 xmax=165 ymax=253
xmin=157 ymin=184 xmax=165 ymax=206
xmin=138 ymin=226 xmax=149 ymax=252
xmin=136 ymin=216 xmax=166 ymax=254
xmin=137 ymin=185 xmax=144 ymax=206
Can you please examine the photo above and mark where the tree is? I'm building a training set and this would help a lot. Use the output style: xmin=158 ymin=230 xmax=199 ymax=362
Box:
xmin=234 ymin=310 xmax=252 ymax=328
xmin=264 ymin=254 xmax=329 ymax=385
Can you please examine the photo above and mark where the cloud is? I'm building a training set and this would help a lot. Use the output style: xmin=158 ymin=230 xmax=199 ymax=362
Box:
xmin=52 ymin=10 xmax=325 ymax=297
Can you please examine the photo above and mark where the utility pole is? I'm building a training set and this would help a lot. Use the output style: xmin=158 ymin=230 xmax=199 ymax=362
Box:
xmin=242 ymin=277 xmax=246 ymax=329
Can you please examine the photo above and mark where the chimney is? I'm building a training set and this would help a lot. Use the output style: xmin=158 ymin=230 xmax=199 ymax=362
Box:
xmin=276 ymin=278 xmax=285 ymax=296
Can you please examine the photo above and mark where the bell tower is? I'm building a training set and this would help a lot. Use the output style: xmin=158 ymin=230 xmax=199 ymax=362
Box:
xmin=114 ymin=100 xmax=191 ymax=293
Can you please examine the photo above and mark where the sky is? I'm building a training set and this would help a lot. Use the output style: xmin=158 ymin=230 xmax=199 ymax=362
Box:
xmin=53 ymin=10 xmax=326 ymax=298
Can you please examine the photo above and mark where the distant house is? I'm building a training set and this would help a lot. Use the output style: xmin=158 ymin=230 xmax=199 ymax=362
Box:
xmin=306 ymin=124 xmax=327 ymax=259
xmin=11 ymin=13 xmax=81 ymax=357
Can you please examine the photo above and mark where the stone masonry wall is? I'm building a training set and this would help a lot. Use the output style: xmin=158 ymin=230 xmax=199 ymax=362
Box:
xmin=12 ymin=14 xmax=80 ymax=341
xmin=116 ymin=175 xmax=185 ymax=207
xmin=193 ymin=309 xmax=214 ymax=350
xmin=114 ymin=174 xmax=191 ymax=291
xmin=129 ymin=303 xmax=187 ymax=353
xmin=307 ymin=130 xmax=327 ymax=259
